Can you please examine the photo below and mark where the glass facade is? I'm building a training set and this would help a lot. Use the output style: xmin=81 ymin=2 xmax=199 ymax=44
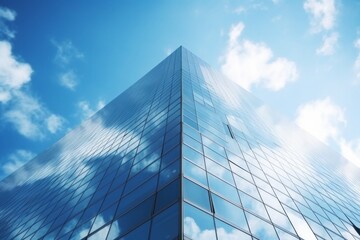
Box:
xmin=1 ymin=47 xmax=360 ymax=239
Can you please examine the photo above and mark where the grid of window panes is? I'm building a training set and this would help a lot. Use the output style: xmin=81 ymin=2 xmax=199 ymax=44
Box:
xmin=0 ymin=48 xmax=182 ymax=240
xmin=181 ymin=47 xmax=360 ymax=240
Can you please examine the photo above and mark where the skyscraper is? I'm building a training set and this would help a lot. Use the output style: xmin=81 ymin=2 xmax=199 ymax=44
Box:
xmin=1 ymin=47 xmax=360 ymax=240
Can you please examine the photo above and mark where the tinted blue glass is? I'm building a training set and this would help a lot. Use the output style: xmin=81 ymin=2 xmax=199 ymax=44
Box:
xmin=150 ymin=203 xmax=179 ymax=240
xmin=246 ymin=212 xmax=278 ymax=239
xmin=114 ymin=195 xmax=155 ymax=237
xmin=119 ymin=220 xmax=151 ymax=240
xmin=211 ymin=194 xmax=248 ymax=231
xmin=183 ymin=159 xmax=207 ymax=187
xmin=183 ymin=145 xmax=203 ymax=168
xmin=158 ymin=159 xmax=180 ymax=189
xmin=155 ymin=179 xmax=179 ymax=213
xmin=183 ymin=178 xmax=211 ymax=212
xmin=207 ymin=174 xmax=239 ymax=204
xmin=117 ymin=175 xmax=157 ymax=216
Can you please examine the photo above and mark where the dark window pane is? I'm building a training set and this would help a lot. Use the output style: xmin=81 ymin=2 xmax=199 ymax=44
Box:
xmin=114 ymin=195 xmax=155 ymax=237
xmin=120 ymin=220 xmax=150 ymax=240
xmin=155 ymin=179 xmax=179 ymax=213
xmin=158 ymin=160 xmax=180 ymax=189
xmin=150 ymin=203 xmax=179 ymax=240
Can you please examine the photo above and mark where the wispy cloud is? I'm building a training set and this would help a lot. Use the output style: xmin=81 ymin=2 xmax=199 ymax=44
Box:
xmin=233 ymin=6 xmax=246 ymax=14
xmin=304 ymin=0 xmax=337 ymax=33
xmin=0 ymin=7 xmax=16 ymax=21
xmin=295 ymin=97 xmax=345 ymax=143
xmin=46 ymin=114 xmax=65 ymax=134
xmin=4 ymin=91 xmax=65 ymax=139
xmin=59 ymin=70 xmax=78 ymax=90
xmin=1 ymin=149 xmax=35 ymax=179
xmin=52 ymin=39 xmax=84 ymax=66
xmin=0 ymin=6 xmax=16 ymax=38
xmin=221 ymin=22 xmax=298 ymax=91
xmin=78 ymin=100 xmax=105 ymax=120
xmin=316 ymin=32 xmax=338 ymax=56
xmin=233 ymin=2 xmax=268 ymax=15
xmin=52 ymin=39 xmax=83 ymax=90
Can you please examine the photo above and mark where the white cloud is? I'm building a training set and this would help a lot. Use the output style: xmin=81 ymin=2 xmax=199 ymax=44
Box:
xmin=304 ymin=0 xmax=337 ymax=33
xmin=4 ymin=91 xmax=66 ymax=140
xmin=354 ymin=38 xmax=360 ymax=81
xmin=1 ymin=90 xmax=65 ymax=142
xmin=59 ymin=70 xmax=78 ymax=90
xmin=52 ymin=40 xmax=83 ymax=66
xmin=0 ymin=6 xmax=16 ymax=38
xmin=316 ymin=32 xmax=338 ymax=56
xmin=339 ymin=138 xmax=360 ymax=168
xmin=46 ymin=114 xmax=65 ymax=134
xmin=1 ymin=149 xmax=35 ymax=178
xmin=233 ymin=6 xmax=246 ymax=14
xmin=0 ymin=40 xmax=33 ymax=103
xmin=221 ymin=22 xmax=298 ymax=91
xmin=78 ymin=100 xmax=105 ymax=120
xmin=0 ymin=7 xmax=16 ymax=21
xmin=295 ymin=97 xmax=345 ymax=143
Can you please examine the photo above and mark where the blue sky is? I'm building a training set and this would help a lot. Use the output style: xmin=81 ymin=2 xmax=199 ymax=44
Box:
xmin=0 ymin=0 xmax=360 ymax=179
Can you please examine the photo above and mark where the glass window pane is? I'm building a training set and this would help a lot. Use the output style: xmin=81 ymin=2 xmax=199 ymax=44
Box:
xmin=114 ymin=195 xmax=155 ymax=236
xmin=208 ymin=174 xmax=239 ymax=204
xmin=183 ymin=202 xmax=216 ymax=240
xmin=205 ymin=158 xmax=234 ymax=186
xmin=87 ymin=224 xmax=110 ymax=240
xmin=215 ymin=218 xmax=252 ymax=240
xmin=246 ymin=212 xmax=278 ymax=239
xmin=239 ymin=192 xmax=269 ymax=221
xmin=150 ymin=203 xmax=179 ymax=240
xmin=211 ymin=194 xmax=248 ymax=231
xmin=183 ymin=159 xmax=207 ymax=187
xmin=158 ymin=160 xmax=180 ymax=189
xmin=155 ymin=179 xmax=179 ymax=213
xmin=267 ymin=206 xmax=296 ymax=235
xmin=184 ymin=178 xmax=211 ymax=212
xmin=183 ymin=144 xmax=204 ymax=168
